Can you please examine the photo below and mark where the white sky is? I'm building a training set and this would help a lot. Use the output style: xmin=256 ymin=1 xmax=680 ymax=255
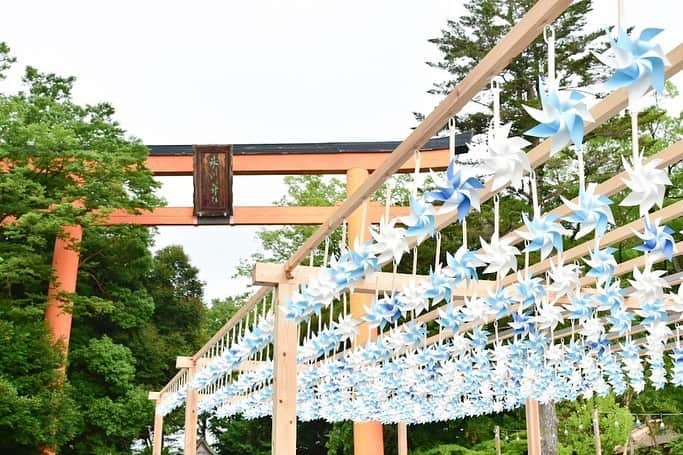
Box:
xmin=2 ymin=1 xmax=681 ymax=301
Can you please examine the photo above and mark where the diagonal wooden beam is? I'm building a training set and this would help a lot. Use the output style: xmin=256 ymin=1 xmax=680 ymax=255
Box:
xmin=283 ymin=0 xmax=575 ymax=275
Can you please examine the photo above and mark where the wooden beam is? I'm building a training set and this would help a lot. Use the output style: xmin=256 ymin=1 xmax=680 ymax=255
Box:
xmin=184 ymin=359 xmax=198 ymax=455
xmin=398 ymin=423 xmax=408 ymax=455
xmin=253 ymin=261 xmax=497 ymax=296
xmin=104 ymin=205 xmax=411 ymax=226
xmin=282 ymin=0 xmax=573 ymax=275
xmin=146 ymin=148 xmax=455 ymax=176
xmin=526 ymin=399 xmax=542 ymax=455
xmin=272 ymin=283 xmax=298 ymax=454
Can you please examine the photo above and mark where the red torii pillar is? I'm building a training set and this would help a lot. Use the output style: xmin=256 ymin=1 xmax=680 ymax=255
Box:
xmin=347 ymin=168 xmax=384 ymax=455
xmin=45 ymin=225 xmax=82 ymax=360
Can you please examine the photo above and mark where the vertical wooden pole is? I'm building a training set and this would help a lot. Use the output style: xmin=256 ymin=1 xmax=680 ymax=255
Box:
xmin=272 ymin=283 xmax=298 ymax=454
xmin=153 ymin=407 xmax=164 ymax=455
xmin=45 ymin=225 xmax=83 ymax=358
xmin=526 ymin=399 xmax=541 ymax=455
xmin=347 ymin=168 xmax=384 ymax=455
xmin=494 ymin=425 xmax=501 ymax=455
xmin=397 ymin=423 xmax=407 ymax=455
xmin=592 ymin=408 xmax=602 ymax=455
xmin=184 ymin=362 xmax=199 ymax=455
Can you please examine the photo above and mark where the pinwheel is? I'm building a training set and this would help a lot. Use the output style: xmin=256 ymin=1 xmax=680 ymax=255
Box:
xmin=371 ymin=218 xmax=409 ymax=264
xmin=562 ymin=183 xmax=615 ymax=239
xmin=397 ymin=280 xmax=430 ymax=316
xmin=486 ymin=287 xmax=513 ymax=319
xmin=436 ymin=303 xmax=465 ymax=333
xmin=509 ymin=310 xmax=535 ymax=336
xmin=284 ymin=291 xmax=315 ymax=321
xmin=620 ymin=155 xmax=671 ymax=217
xmin=671 ymin=348 xmax=683 ymax=387
xmin=584 ymin=246 xmax=618 ymax=286
xmin=333 ymin=314 xmax=361 ymax=340
xmin=636 ymin=298 xmax=668 ymax=326
xmin=518 ymin=213 xmax=570 ymax=260
xmin=424 ymin=160 xmax=484 ymax=220
xmin=479 ymin=122 xmax=531 ymax=191
xmin=303 ymin=271 xmax=338 ymax=310
xmin=348 ymin=239 xmax=381 ymax=275
xmin=534 ymin=301 xmax=565 ymax=332
xmin=444 ymin=245 xmax=484 ymax=284
xmin=548 ymin=260 xmax=581 ymax=298
xmin=629 ymin=267 xmax=669 ymax=302
xmin=595 ymin=279 xmax=625 ymax=313
xmin=523 ymin=80 xmax=594 ymax=155
xmin=595 ymin=28 xmax=670 ymax=104
xmin=469 ymin=327 xmax=490 ymax=350
xmin=424 ymin=268 xmax=453 ymax=305
xmin=513 ymin=273 xmax=546 ymax=310
xmin=461 ymin=294 xmax=493 ymax=325
xmin=402 ymin=322 xmax=427 ymax=348
xmin=400 ymin=196 xmax=436 ymax=244
xmin=477 ymin=235 xmax=520 ymax=278
xmin=668 ymin=285 xmax=683 ymax=315
xmin=564 ymin=291 xmax=595 ymax=322
xmin=579 ymin=318 xmax=605 ymax=343
xmin=373 ymin=293 xmax=403 ymax=328
xmin=633 ymin=216 xmax=676 ymax=260
xmin=607 ymin=308 xmax=634 ymax=335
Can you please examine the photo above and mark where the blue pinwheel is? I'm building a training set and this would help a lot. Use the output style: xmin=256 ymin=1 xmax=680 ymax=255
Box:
xmin=563 ymin=292 xmax=595 ymax=321
xmin=636 ymin=298 xmax=668 ymax=326
xmin=671 ymin=348 xmax=683 ymax=387
xmin=400 ymin=196 xmax=436 ymax=244
xmin=584 ymin=246 xmax=618 ymax=285
xmin=513 ymin=273 xmax=545 ymax=310
xmin=633 ymin=217 xmax=676 ymax=260
xmin=436 ymin=304 xmax=464 ymax=333
xmin=424 ymin=159 xmax=484 ymax=220
xmin=424 ymin=267 xmax=453 ymax=305
xmin=518 ymin=213 xmax=570 ymax=260
xmin=595 ymin=279 xmax=625 ymax=313
xmin=509 ymin=310 xmax=535 ymax=336
xmin=595 ymin=28 xmax=670 ymax=105
xmin=444 ymin=245 xmax=484 ymax=284
xmin=486 ymin=288 xmax=513 ymax=319
xmin=284 ymin=291 xmax=313 ymax=321
xmin=402 ymin=322 xmax=427 ymax=348
xmin=562 ymin=183 xmax=615 ymax=239
xmin=607 ymin=308 xmax=634 ymax=335
xmin=523 ymin=80 xmax=594 ymax=155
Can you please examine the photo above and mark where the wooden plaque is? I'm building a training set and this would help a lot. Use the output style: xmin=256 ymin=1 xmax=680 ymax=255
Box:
xmin=193 ymin=145 xmax=233 ymax=218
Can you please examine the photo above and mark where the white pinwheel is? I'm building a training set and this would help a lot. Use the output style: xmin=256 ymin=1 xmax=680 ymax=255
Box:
xmin=548 ymin=259 xmax=581 ymax=298
xmin=333 ymin=314 xmax=361 ymax=340
xmin=461 ymin=294 xmax=494 ymax=325
xmin=534 ymin=301 xmax=565 ymax=332
xmin=397 ymin=280 xmax=430 ymax=316
xmin=477 ymin=236 xmax=520 ymax=278
xmin=668 ymin=285 xmax=683 ymax=315
xmin=629 ymin=267 xmax=670 ymax=302
xmin=371 ymin=218 xmax=409 ymax=264
xmin=479 ymin=122 xmax=531 ymax=191
xmin=620 ymin=155 xmax=671 ymax=217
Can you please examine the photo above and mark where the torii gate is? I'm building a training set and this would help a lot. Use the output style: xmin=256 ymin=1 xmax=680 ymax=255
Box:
xmin=44 ymin=135 xmax=470 ymax=455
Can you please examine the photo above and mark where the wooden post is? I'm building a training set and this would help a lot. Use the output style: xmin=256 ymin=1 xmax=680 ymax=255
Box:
xmin=593 ymin=408 xmax=602 ymax=455
xmin=494 ymin=425 xmax=501 ymax=455
xmin=45 ymin=225 xmax=83 ymax=359
xmin=397 ymin=423 xmax=408 ymax=455
xmin=179 ymin=358 xmax=198 ymax=455
xmin=347 ymin=168 xmax=384 ymax=455
xmin=148 ymin=392 xmax=164 ymax=455
xmin=272 ymin=283 xmax=298 ymax=454
xmin=526 ymin=399 xmax=541 ymax=455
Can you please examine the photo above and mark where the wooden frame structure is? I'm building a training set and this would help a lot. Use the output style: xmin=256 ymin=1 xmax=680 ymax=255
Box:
xmin=151 ymin=1 xmax=683 ymax=454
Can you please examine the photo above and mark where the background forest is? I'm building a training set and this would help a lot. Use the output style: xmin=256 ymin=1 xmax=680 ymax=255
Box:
xmin=1 ymin=0 xmax=682 ymax=454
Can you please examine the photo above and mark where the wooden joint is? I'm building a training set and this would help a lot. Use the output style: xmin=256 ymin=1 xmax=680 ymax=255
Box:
xmin=148 ymin=391 xmax=161 ymax=401
xmin=176 ymin=356 xmax=194 ymax=368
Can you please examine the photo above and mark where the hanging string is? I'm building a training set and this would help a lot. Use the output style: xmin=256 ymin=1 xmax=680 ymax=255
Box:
xmin=341 ymin=221 xmax=348 ymax=250
xmin=359 ymin=200 xmax=368 ymax=243
xmin=576 ymin=146 xmax=586 ymax=192
xmin=448 ymin=117 xmax=456 ymax=160
xmin=524 ymin=241 xmax=530 ymax=280
xmin=385 ymin=180 xmax=394 ymax=221
xmin=462 ymin=218 xmax=468 ymax=250
xmin=529 ymin=171 xmax=540 ymax=219
xmin=544 ymin=24 xmax=556 ymax=87
xmin=323 ymin=237 xmax=330 ymax=268
xmin=412 ymin=247 xmax=418 ymax=277
xmin=493 ymin=193 xmax=501 ymax=239
xmin=617 ymin=0 xmax=624 ymax=32
xmin=309 ymin=250 xmax=314 ymax=267
xmin=434 ymin=232 xmax=442 ymax=269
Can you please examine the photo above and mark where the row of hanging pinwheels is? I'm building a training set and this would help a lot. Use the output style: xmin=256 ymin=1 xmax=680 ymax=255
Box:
xmin=156 ymin=22 xmax=680 ymax=420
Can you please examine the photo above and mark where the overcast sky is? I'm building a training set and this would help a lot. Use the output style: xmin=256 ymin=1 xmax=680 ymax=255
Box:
xmin=2 ymin=1 xmax=681 ymax=301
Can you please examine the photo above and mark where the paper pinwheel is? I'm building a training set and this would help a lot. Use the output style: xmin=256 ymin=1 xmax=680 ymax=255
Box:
xmin=562 ymin=183 xmax=615 ymax=239
xmin=607 ymin=308 xmax=634 ymax=335
xmin=424 ymin=267 xmax=453 ymax=305
xmin=371 ymin=218 xmax=409 ymax=264
xmin=548 ymin=260 xmax=581 ymax=298
xmin=564 ymin=291 xmax=595 ymax=321
xmin=668 ymin=285 xmax=683 ymax=315
xmin=363 ymin=293 xmax=402 ymax=329
xmin=534 ymin=301 xmax=565 ymax=332
xmin=629 ymin=267 xmax=669 ymax=302
xmin=633 ymin=216 xmax=676 ymax=260
xmin=636 ymin=299 xmax=668 ymax=326
xmin=523 ymin=80 xmax=594 ymax=155
xmin=444 ymin=245 xmax=485 ymax=284
xmin=479 ymin=122 xmax=531 ymax=191
xmin=509 ymin=310 xmax=535 ymax=336
xmin=595 ymin=279 xmax=625 ymax=313
xmin=400 ymin=196 xmax=436 ymax=244
xmin=620 ymin=155 xmax=671 ymax=217
xmin=461 ymin=294 xmax=494 ymax=325
xmin=595 ymin=28 xmax=670 ymax=104
xmin=397 ymin=280 xmax=430 ymax=316
xmin=424 ymin=160 xmax=484 ymax=220
xmin=584 ymin=246 xmax=618 ymax=286
xmin=437 ymin=304 xmax=465 ymax=334
xmin=477 ymin=236 xmax=520 ymax=278
xmin=513 ymin=273 xmax=546 ymax=310
xmin=486 ymin=287 xmax=513 ymax=319
xmin=518 ymin=213 xmax=570 ymax=261
xmin=333 ymin=314 xmax=361 ymax=340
